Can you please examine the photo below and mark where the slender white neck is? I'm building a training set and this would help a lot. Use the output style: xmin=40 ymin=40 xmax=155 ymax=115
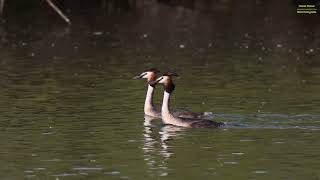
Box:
xmin=161 ymin=91 xmax=171 ymax=115
xmin=144 ymin=85 xmax=154 ymax=112
xmin=160 ymin=89 xmax=190 ymax=127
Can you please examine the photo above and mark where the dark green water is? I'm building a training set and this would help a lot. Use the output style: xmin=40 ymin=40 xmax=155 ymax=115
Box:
xmin=1 ymin=1 xmax=320 ymax=179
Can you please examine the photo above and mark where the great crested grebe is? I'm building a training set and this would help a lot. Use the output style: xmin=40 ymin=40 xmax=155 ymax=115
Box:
xmin=133 ymin=68 xmax=161 ymax=117
xmin=149 ymin=73 xmax=224 ymax=128
xmin=134 ymin=69 xmax=214 ymax=119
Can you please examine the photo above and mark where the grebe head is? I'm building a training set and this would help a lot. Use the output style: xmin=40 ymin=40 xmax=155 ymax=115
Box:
xmin=149 ymin=72 xmax=178 ymax=93
xmin=133 ymin=68 xmax=160 ymax=83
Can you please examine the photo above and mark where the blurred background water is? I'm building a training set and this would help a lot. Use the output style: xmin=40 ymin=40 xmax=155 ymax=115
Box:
xmin=0 ymin=0 xmax=320 ymax=179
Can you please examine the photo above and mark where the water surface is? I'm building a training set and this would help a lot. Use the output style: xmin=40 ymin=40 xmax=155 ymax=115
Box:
xmin=0 ymin=0 xmax=320 ymax=179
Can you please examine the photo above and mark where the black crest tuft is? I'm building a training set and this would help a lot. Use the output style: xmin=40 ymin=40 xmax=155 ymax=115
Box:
xmin=162 ymin=72 xmax=179 ymax=77
xmin=144 ymin=68 xmax=160 ymax=73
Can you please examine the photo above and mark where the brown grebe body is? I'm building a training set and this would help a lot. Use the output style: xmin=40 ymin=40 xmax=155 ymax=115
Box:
xmin=150 ymin=73 xmax=224 ymax=128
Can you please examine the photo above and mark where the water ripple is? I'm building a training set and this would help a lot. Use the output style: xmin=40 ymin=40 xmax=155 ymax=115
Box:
xmin=73 ymin=167 xmax=103 ymax=171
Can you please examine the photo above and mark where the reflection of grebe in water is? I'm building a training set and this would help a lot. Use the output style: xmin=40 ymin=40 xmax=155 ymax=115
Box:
xmin=149 ymin=72 xmax=225 ymax=128
xmin=133 ymin=69 xmax=214 ymax=119
xmin=142 ymin=115 xmax=162 ymax=175
xmin=159 ymin=125 xmax=185 ymax=159
xmin=142 ymin=115 xmax=185 ymax=177
xmin=142 ymin=115 xmax=158 ymax=155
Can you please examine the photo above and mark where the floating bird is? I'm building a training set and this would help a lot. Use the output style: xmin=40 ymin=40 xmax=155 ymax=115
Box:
xmin=149 ymin=72 xmax=224 ymax=128
xmin=134 ymin=69 xmax=213 ymax=119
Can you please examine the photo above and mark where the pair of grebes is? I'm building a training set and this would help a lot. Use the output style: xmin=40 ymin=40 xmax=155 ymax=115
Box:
xmin=134 ymin=68 xmax=224 ymax=128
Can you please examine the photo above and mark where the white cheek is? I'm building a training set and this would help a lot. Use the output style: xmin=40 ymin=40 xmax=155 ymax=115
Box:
xmin=159 ymin=78 xmax=166 ymax=83
xmin=142 ymin=72 xmax=150 ymax=79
